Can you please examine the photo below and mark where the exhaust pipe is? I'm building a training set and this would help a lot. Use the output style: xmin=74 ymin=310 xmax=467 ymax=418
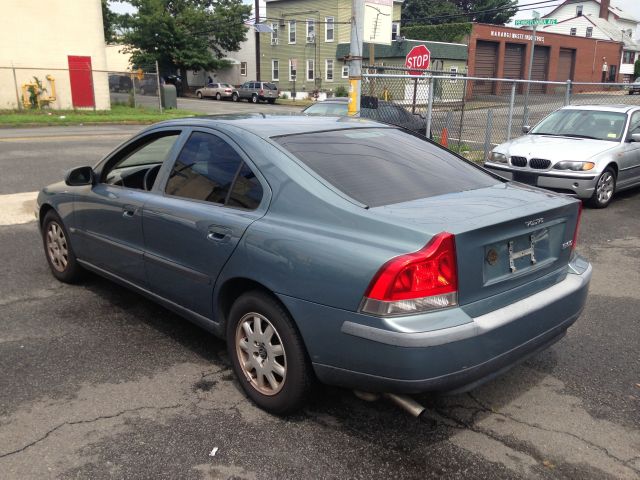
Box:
xmin=353 ymin=391 xmax=430 ymax=421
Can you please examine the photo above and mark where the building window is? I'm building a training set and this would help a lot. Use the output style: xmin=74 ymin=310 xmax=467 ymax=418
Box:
xmin=623 ymin=50 xmax=635 ymax=64
xmin=240 ymin=62 xmax=247 ymax=76
xmin=272 ymin=59 xmax=279 ymax=81
xmin=325 ymin=59 xmax=334 ymax=81
xmin=342 ymin=64 xmax=349 ymax=78
xmin=450 ymin=66 xmax=458 ymax=82
xmin=609 ymin=64 xmax=617 ymax=82
xmin=307 ymin=59 xmax=315 ymax=81
xmin=392 ymin=22 xmax=400 ymax=41
xmin=570 ymin=28 xmax=576 ymax=36
xmin=307 ymin=19 xmax=315 ymax=42
xmin=576 ymin=5 xmax=583 ymax=16
xmin=271 ymin=23 xmax=279 ymax=45
xmin=586 ymin=27 xmax=593 ymax=38
xmin=325 ymin=17 xmax=334 ymax=42
xmin=289 ymin=20 xmax=296 ymax=44
xmin=289 ymin=59 xmax=297 ymax=81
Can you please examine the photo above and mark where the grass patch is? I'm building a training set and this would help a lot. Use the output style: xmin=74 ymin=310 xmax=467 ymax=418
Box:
xmin=0 ymin=104 xmax=198 ymax=127
xmin=275 ymin=98 xmax=314 ymax=107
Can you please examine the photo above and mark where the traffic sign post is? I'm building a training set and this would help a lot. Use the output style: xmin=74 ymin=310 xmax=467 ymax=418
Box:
xmin=405 ymin=45 xmax=431 ymax=75
xmin=523 ymin=11 xmax=541 ymax=126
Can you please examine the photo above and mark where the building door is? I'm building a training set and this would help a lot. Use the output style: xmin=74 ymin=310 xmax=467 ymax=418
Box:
xmin=504 ymin=43 xmax=525 ymax=93
xmin=474 ymin=41 xmax=498 ymax=95
xmin=530 ymin=46 xmax=550 ymax=93
xmin=67 ymin=55 xmax=95 ymax=108
xmin=556 ymin=48 xmax=575 ymax=82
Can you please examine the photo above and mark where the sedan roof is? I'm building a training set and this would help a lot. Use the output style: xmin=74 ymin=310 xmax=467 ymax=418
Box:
xmin=562 ymin=104 xmax=639 ymax=113
xmin=152 ymin=114 xmax=390 ymax=138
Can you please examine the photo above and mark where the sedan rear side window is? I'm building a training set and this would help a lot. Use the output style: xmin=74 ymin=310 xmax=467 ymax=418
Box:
xmin=166 ymin=132 xmax=241 ymax=204
xmin=274 ymin=128 xmax=499 ymax=207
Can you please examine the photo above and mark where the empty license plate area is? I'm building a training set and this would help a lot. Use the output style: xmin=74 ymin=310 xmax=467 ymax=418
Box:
xmin=513 ymin=171 xmax=538 ymax=186
xmin=483 ymin=224 xmax=565 ymax=286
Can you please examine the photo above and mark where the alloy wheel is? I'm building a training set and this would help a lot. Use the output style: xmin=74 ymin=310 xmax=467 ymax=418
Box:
xmin=235 ymin=312 xmax=287 ymax=396
xmin=596 ymin=171 xmax=614 ymax=204
xmin=46 ymin=221 xmax=68 ymax=272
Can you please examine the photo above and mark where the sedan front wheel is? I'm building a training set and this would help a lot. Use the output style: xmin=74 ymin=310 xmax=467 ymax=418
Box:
xmin=588 ymin=167 xmax=616 ymax=208
xmin=42 ymin=210 xmax=84 ymax=283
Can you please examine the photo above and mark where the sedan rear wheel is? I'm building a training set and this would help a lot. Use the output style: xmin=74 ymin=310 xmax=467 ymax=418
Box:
xmin=42 ymin=210 xmax=83 ymax=283
xmin=227 ymin=291 xmax=313 ymax=414
xmin=588 ymin=167 xmax=616 ymax=208
xmin=232 ymin=92 xmax=239 ymax=102
xmin=197 ymin=91 xmax=203 ymax=99
xmin=216 ymin=93 xmax=221 ymax=100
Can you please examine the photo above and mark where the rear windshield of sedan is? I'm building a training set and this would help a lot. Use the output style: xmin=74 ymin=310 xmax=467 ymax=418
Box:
xmin=274 ymin=128 xmax=499 ymax=207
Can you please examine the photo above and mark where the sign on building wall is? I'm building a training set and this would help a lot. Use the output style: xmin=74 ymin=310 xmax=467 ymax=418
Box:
xmin=490 ymin=30 xmax=545 ymax=43
xmin=364 ymin=0 xmax=393 ymax=45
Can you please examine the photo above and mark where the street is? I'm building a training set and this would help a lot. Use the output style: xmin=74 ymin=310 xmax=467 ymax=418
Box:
xmin=0 ymin=125 xmax=639 ymax=479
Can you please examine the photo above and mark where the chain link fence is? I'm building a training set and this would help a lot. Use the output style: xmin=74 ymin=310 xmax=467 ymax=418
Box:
xmin=0 ymin=65 xmax=161 ymax=111
xmin=362 ymin=66 xmax=640 ymax=162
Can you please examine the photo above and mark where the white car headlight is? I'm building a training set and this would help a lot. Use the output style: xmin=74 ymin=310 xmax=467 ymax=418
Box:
xmin=489 ymin=151 xmax=508 ymax=164
xmin=553 ymin=161 xmax=595 ymax=171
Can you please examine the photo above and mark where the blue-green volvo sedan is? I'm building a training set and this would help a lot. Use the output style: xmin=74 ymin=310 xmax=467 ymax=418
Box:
xmin=37 ymin=115 xmax=591 ymax=414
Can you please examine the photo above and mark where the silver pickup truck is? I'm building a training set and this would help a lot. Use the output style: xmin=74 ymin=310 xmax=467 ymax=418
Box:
xmin=232 ymin=81 xmax=279 ymax=104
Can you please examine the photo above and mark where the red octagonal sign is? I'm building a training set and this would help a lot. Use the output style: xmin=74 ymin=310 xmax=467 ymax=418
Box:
xmin=405 ymin=45 xmax=431 ymax=75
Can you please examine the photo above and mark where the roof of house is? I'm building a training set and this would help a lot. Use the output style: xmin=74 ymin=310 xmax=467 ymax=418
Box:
xmin=543 ymin=0 xmax=638 ymax=23
xmin=335 ymin=40 xmax=468 ymax=61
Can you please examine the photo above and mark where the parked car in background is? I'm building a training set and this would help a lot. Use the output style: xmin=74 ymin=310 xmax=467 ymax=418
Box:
xmin=164 ymin=75 xmax=183 ymax=97
xmin=233 ymin=81 xmax=278 ymax=103
xmin=303 ymin=98 xmax=429 ymax=136
xmin=37 ymin=115 xmax=590 ymax=415
xmin=484 ymin=105 xmax=640 ymax=208
xmin=628 ymin=78 xmax=640 ymax=95
xmin=108 ymin=74 xmax=133 ymax=93
xmin=136 ymin=77 xmax=158 ymax=96
xmin=196 ymin=83 xmax=234 ymax=100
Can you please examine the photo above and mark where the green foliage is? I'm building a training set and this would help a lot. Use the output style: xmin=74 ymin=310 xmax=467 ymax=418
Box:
xmin=27 ymin=77 xmax=47 ymax=109
xmin=402 ymin=0 xmax=518 ymax=26
xmin=634 ymin=59 xmax=640 ymax=79
xmin=119 ymin=0 xmax=251 ymax=85
xmin=402 ymin=23 xmax=472 ymax=43
xmin=334 ymin=85 xmax=349 ymax=97
xmin=281 ymin=92 xmax=289 ymax=99
xmin=102 ymin=0 xmax=120 ymax=43
xmin=402 ymin=0 xmax=461 ymax=26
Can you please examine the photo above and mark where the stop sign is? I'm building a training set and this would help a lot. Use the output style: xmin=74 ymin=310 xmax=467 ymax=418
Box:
xmin=405 ymin=45 xmax=431 ymax=75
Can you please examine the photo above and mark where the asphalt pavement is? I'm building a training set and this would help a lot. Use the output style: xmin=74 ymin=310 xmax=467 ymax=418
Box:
xmin=0 ymin=124 xmax=639 ymax=479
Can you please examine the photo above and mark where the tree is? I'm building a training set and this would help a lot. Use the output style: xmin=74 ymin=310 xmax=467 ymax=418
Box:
xmin=402 ymin=0 xmax=462 ymax=26
xmin=452 ymin=0 xmax=518 ymax=25
xmin=634 ymin=59 xmax=640 ymax=79
xmin=119 ymin=0 xmax=251 ymax=88
xmin=102 ymin=0 xmax=121 ymax=43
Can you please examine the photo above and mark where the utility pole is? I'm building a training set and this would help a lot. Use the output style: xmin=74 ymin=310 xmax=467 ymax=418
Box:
xmin=523 ymin=10 xmax=540 ymax=125
xmin=348 ymin=0 xmax=364 ymax=116
xmin=255 ymin=0 xmax=261 ymax=81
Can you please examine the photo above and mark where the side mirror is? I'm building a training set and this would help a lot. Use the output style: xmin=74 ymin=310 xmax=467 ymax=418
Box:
xmin=522 ymin=125 xmax=531 ymax=134
xmin=65 ymin=166 xmax=95 ymax=186
xmin=631 ymin=132 xmax=640 ymax=142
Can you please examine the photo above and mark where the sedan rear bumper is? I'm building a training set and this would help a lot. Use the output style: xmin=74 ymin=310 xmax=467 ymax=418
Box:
xmin=280 ymin=256 xmax=591 ymax=394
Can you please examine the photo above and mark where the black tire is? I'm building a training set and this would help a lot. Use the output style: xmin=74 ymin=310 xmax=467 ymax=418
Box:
xmin=251 ymin=94 xmax=259 ymax=104
xmin=587 ymin=167 xmax=616 ymax=208
xmin=267 ymin=98 xmax=276 ymax=104
xmin=41 ymin=210 xmax=84 ymax=283
xmin=227 ymin=290 xmax=314 ymax=415
xmin=216 ymin=93 xmax=221 ymax=100
xmin=197 ymin=91 xmax=203 ymax=99
xmin=232 ymin=93 xmax=239 ymax=102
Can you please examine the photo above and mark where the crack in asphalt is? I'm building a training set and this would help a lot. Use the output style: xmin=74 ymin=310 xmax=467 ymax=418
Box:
xmin=464 ymin=392 xmax=640 ymax=473
xmin=0 ymin=403 xmax=183 ymax=460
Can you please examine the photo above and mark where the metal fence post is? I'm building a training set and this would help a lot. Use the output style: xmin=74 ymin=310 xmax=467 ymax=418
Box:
xmin=12 ymin=67 xmax=22 ymax=110
xmin=564 ymin=79 xmax=572 ymax=106
xmin=426 ymin=75 xmax=434 ymax=139
xmin=156 ymin=60 xmax=163 ymax=113
xmin=133 ymin=78 xmax=137 ymax=108
xmin=457 ymin=78 xmax=467 ymax=151
xmin=484 ymin=109 xmax=494 ymax=161
xmin=507 ymin=81 xmax=516 ymax=141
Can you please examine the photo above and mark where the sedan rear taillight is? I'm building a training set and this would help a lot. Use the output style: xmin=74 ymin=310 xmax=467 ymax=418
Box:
xmin=572 ymin=202 xmax=582 ymax=253
xmin=360 ymin=232 xmax=458 ymax=316
xmin=224 ymin=89 xmax=232 ymax=93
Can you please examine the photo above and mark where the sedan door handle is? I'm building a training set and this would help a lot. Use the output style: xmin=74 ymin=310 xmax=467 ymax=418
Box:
xmin=206 ymin=226 xmax=232 ymax=243
xmin=122 ymin=205 xmax=136 ymax=218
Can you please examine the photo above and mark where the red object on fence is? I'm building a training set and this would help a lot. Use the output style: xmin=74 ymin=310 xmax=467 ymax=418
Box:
xmin=68 ymin=55 xmax=95 ymax=108
xmin=440 ymin=127 xmax=449 ymax=147
xmin=405 ymin=45 xmax=431 ymax=75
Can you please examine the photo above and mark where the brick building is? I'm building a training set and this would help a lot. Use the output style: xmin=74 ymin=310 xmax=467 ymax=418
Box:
xmin=467 ymin=23 xmax=623 ymax=95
